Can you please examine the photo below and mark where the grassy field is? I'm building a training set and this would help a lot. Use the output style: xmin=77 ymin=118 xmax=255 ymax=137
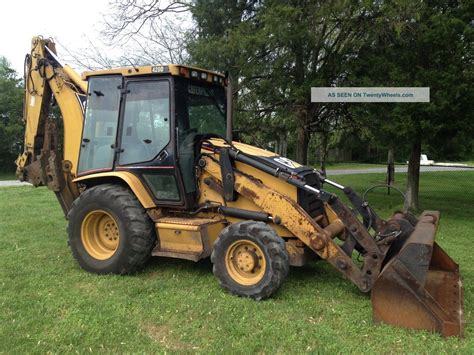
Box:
xmin=322 ymin=161 xmax=474 ymax=170
xmin=0 ymin=172 xmax=472 ymax=353
xmin=321 ymin=162 xmax=388 ymax=170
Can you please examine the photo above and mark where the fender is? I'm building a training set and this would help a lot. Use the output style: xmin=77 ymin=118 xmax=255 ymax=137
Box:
xmin=73 ymin=172 xmax=156 ymax=209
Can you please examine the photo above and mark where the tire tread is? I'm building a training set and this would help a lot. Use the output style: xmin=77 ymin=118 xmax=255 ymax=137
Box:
xmin=67 ymin=183 xmax=155 ymax=275
xmin=211 ymin=221 xmax=289 ymax=300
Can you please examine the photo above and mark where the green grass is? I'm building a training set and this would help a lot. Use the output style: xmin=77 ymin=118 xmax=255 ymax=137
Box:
xmin=322 ymin=162 xmax=403 ymax=170
xmin=0 ymin=172 xmax=472 ymax=353
xmin=324 ymin=171 xmax=473 ymax=219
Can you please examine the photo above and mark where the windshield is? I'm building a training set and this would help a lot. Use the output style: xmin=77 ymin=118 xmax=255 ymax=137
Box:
xmin=176 ymin=78 xmax=226 ymax=137
xmin=175 ymin=77 xmax=226 ymax=194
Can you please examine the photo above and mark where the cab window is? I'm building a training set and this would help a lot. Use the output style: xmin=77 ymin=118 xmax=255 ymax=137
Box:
xmin=78 ymin=75 xmax=122 ymax=173
xmin=119 ymin=81 xmax=170 ymax=165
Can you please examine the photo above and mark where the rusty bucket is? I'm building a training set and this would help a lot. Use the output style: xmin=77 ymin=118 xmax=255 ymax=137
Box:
xmin=371 ymin=211 xmax=464 ymax=337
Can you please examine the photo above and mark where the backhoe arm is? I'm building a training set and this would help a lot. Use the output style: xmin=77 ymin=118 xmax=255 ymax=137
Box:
xmin=16 ymin=36 xmax=86 ymax=214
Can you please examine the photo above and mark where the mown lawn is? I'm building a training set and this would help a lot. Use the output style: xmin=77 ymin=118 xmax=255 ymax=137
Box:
xmin=0 ymin=172 xmax=472 ymax=353
xmin=322 ymin=162 xmax=388 ymax=170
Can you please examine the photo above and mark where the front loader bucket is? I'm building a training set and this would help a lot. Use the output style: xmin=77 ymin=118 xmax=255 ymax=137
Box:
xmin=371 ymin=211 xmax=464 ymax=337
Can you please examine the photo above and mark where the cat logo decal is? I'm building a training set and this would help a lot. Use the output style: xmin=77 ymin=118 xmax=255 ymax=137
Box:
xmin=273 ymin=157 xmax=298 ymax=169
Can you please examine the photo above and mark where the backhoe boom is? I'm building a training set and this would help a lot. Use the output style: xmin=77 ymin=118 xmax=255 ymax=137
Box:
xmin=16 ymin=37 xmax=85 ymax=213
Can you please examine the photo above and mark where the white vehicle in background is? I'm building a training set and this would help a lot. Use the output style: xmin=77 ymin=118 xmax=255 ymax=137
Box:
xmin=407 ymin=154 xmax=434 ymax=165
xmin=420 ymin=154 xmax=435 ymax=165
xmin=406 ymin=154 xmax=469 ymax=167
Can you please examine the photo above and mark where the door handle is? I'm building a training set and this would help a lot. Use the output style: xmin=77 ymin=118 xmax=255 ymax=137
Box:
xmin=143 ymin=139 xmax=152 ymax=144
xmin=110 ymin=144 xmax=123 ymax=153
xmin=82 ymin=138 xmax=90 ymax=143
xmin=157 ymin=150 xmax=169 ymax=161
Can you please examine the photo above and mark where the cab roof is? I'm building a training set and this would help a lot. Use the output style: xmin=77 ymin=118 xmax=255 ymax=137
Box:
xmin=81 ymin=64 xmax=225 ymax=85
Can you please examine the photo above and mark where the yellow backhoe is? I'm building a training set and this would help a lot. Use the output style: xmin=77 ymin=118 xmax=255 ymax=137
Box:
xmin=16 ymin=36 xmax=464 ymax=337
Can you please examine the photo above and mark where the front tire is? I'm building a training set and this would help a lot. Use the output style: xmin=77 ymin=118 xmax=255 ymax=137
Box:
xmin=67 ymin=184 xmax=155 ymax=274
xmin=211 ymin=221 xmax=289 ymax=300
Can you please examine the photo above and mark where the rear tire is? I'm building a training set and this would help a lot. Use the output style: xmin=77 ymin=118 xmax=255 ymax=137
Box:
xmin=67 ymin=184 xmax=155 ymax=274
xmin=211 ymin=221 xmax=289 ymax=300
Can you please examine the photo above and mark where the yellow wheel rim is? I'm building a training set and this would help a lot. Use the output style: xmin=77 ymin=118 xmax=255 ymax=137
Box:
xmin=81 ymin=210 xmax=120 ymax=260
xmin=225 ymin=240 xmax=267 ymax=286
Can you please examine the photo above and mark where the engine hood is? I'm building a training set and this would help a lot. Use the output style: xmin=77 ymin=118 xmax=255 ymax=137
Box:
xmin=207 ymin=138 xmax=310 ymax=174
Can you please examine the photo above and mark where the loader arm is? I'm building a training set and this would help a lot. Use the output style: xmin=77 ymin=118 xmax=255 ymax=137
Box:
xmin=16 ymin=36 xmax=86 ymax=213
xmin=202 ymin=155 xmax=387 ymax=292
xmin=199 ymin=143 xmax=464 ymax=337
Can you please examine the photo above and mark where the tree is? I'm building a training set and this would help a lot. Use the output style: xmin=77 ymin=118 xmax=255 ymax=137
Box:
xmin=0 ymin=57 xmax=23 ymax=172
xmin=58 ymin=1 xmax=193 ymax=71
xmin=102 ymin=0 xmax=472 ymax=208
xmin=348 ymin=0 xmax=473 ymax=210
xmin=103 ymin=0 xmax=192 ymax=66
xmin=187 ymin=1 xmax=386 ymax=164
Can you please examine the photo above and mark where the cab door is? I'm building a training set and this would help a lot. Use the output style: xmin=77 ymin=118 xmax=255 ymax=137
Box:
xmin=117 ymin=79 xmax=183 ymax=204
xmin=78 ymin=76 xmax=122 ymax=175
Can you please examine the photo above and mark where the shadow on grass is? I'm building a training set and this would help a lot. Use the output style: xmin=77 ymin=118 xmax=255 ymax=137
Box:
xmin=143 ymin=254 xmax=366 ymax=301
xmin=145 ymin=256 xmax=213 ymax=276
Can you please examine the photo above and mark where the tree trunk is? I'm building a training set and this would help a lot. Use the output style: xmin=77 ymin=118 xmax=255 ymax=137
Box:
xmin=275 ymin=131 xmax=286 ymax=156
xmin=404 ymin=138 xmax=421 ymax=211
xmin=295 ymin=125 xmax=309 ymax=165
xmin=319 ymin=131 xmax=329 ymax=175
xmin=386 ymin=148 xmax=395 ymax=195
xmin=281 ymin=132 xmax=288 ymax=157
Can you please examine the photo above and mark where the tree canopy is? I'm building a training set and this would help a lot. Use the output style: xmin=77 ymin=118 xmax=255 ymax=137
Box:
xmin=184 ymin=0 xmax=473 ymax=209
xmin=0 ymin=57 xmax=23 ymax=172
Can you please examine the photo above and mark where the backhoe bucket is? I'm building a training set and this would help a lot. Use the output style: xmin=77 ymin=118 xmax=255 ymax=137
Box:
xmin=371 ymin=211 xmax=464 ymax=337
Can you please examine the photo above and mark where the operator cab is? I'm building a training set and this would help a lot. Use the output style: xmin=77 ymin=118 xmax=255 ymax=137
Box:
xmin=77 ymin=65 xmax=227 ymax=209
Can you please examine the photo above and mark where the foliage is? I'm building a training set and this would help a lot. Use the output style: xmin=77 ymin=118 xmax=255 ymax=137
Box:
xmin=0 ymin=56 xmax=23 ymax=172
xmin=345 ymin=0 xmax=473 ymax=162
xmin=101 ymin=0 xmax=472 ymax=168
xmin=188 ymin=0 xmax=384 ymax=163
xmin=341 ymin=0 xmax=473 ymax=209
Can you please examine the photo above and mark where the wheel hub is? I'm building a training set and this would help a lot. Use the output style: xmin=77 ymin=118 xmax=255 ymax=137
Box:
xmin=237 ymin=251 xmax=258 ymax=272
xmin=81 ymin=210 xmax=120 ymax=260
xmin=225 ymin=240 xmax=267 ymax=285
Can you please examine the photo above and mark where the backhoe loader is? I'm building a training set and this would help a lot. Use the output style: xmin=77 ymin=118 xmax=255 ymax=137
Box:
xmin=16 ymin=36 xmax=464 ymax=337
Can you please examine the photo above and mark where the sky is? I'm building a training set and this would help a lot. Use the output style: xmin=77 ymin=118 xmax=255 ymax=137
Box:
xmin=0 ymin=0 xmax=110 ymax=74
